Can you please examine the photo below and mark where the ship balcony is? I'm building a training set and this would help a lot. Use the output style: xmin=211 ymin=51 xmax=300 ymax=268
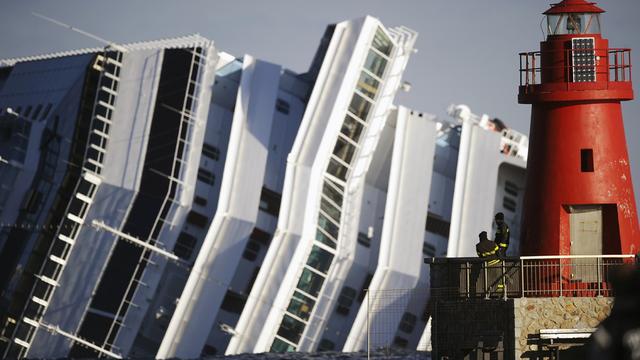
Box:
xmin=425 ymin=254 xmax=635 ymax=300
xmin=518 ymin=48 xmax=633 ymax=103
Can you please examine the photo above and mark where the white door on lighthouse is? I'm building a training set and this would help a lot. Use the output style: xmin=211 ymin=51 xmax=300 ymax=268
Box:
xmin=569 ymin=205 xmax=603 ymax=281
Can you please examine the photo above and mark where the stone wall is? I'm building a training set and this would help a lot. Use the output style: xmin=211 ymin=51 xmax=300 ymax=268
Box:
xmin=513 ymin=297 xmax=613 ymax=358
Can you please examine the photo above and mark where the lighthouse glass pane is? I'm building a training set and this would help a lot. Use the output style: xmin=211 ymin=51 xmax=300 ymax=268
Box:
xmin=547 ymin=15 xmax=565 ymax=35
xmin=582 ymin=14 xmax=601 ymax=34
xmin=547 ymin=13 xmax=601 ymax=35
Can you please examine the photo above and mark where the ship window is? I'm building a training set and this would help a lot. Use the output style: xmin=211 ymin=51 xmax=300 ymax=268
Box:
xmin=364 ymin=49 xmax=388 ymax=78
xmin=277 ymin=314 xmax=305 ymax=344
xmin=186 ymin=211 xmax=209 ymax=228
xmin=287 ymin=291 xmax=315 ymax=321
xmin=220 ymin=290 xmax=247 ymax=314
xmin=335 ymin=286 xmax=357 ymax=315
xmin=201 ymin=345 xmax=217 ymax=356
xmin=581 ymin=148 xmax=594 ymax=172
xmin=341 ymin=114 xmax=364 ymax=142
xmin=348 ymin=92 xmax=372 ymax=121
xmin=393 ymin=336 xmax=408 ymax=348
xmin=357 ymin=232 xmax=371 ymax=248
xmin=425 ymin=213 xmax=450 ymax=238
xmin=202 ymin=143 xmax=220 ymax=160
xmin=242 ymin=238 xmax=261 ymax=262
xmin=422 ymin=242 xmax=436 ymax=257
xmin=322 ymin=181 xmax=343 ymax=208
xmin=398 ymin=312 xmax=417 ymax=334
xmin=505 ymin=181 xmax=519 ymax=197
xmin=197 ymin=168 xmax=215 ymax=185
xmin=271 ymin=337 xmax=296 ymax=352
xmin=259 ymin=187 xmax=282 ymax=216
xmin=307 ymin=245 xmax=334 ymax=274
xmin=174 ymin=232 xmax=197 ymax=260
xmin=326 ymin=158 xmax=348 ymax=181
xmin=318 ymin=338 xmax=335 ymax=352
xmin=356 ymin=71 xmax=380 ymax=100
xmin=503 ymin=197 xmax=517 ymax=212
xmin=333 ymin=136 xmax=357 ymax=165
xmin=276 ymin=98 xmax=290 ymax=115
xmin=320 ymin=197 xmax=341 ymax=223
xmin=250 ymin=227 xmax=272 ymax=245
xmin=193 ymin=195 xmax=207 ymax=206
xmin=316 ymin=229 xmax=336 ymax=249
xmin=318 ymin=213 xmax=339 ymax=239
xmin=296 ymin=268 xmax=325 ymax=297
xmin=372 ymin=27 xmax=393 ymax=56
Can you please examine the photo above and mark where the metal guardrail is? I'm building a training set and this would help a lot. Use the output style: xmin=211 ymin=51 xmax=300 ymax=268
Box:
xmin=519 ymin=48 xmax=632 ymax=87
xmin=428 ymin=255 xmax=635 ymax=299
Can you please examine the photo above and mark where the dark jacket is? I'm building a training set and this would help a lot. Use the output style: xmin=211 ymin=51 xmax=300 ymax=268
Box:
xmin=494 ymin=223 xmax=510 ymax=250
xmin=476 ymin=239 xmax=499 ymax=263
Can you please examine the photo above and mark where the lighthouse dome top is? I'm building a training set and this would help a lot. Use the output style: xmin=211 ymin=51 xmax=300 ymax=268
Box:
xmin=543 ymin=0 xmax=605 ymax=15
xmin=544 ymin=0 xmax=604 ymax=35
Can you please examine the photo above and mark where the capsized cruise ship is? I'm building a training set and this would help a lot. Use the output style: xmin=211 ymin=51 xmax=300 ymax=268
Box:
xmin=0 ymin=15 xmax=527 ymax=358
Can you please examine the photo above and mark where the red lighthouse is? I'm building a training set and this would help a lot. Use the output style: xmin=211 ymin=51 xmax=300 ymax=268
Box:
xmin=519 ymin=0 xmax=639 ymax=257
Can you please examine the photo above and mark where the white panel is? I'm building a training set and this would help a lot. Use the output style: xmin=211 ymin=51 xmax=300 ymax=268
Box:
xmin=49 ymin=254 xmax=67 ymax=266
xmin=14 ymin=338 xmax=31 ymax=349
xmin=66 ymin=213 xmax=84 ymax=225
xmin=57 ymin=234 xmax=75 ymax=245
xmin=32 ymin=296 xmax=49 ymax=307
xmin=157 ymin=56 xmax=281 ymax=359
xmin=23 ymin=317 xmax=40 ymax=328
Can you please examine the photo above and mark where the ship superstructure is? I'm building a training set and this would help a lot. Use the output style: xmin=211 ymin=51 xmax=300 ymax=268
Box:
xmin=0 ymin=35 xmax=219 ymax=358
xmin=0 ymin=16 xmax=531 ymax=357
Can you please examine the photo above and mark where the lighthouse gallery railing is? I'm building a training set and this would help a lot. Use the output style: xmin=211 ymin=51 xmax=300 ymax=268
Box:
xmin=427 ymin=254 xmax=636 ymax=300
xmin=519 ymin=48 xmax=632 ymax=87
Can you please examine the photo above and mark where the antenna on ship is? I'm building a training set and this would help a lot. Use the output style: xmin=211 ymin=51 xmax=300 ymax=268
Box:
xmin=31 ymin=12 xmax=128 ymax=53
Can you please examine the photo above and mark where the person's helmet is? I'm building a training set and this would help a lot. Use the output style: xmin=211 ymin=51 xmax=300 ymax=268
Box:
xmin=495 ymin=212 xmax=504 ymax=222
xmin=478 ymin=231 xmax=488 ymax=241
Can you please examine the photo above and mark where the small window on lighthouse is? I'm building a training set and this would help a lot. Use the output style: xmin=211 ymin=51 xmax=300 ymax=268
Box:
xmin=581 ymin=149 xmax=594 ymax=172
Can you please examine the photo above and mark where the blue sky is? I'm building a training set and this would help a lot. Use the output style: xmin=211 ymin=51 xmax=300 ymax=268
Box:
xmin=1 ymin=0 xmax=639 ymax=212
